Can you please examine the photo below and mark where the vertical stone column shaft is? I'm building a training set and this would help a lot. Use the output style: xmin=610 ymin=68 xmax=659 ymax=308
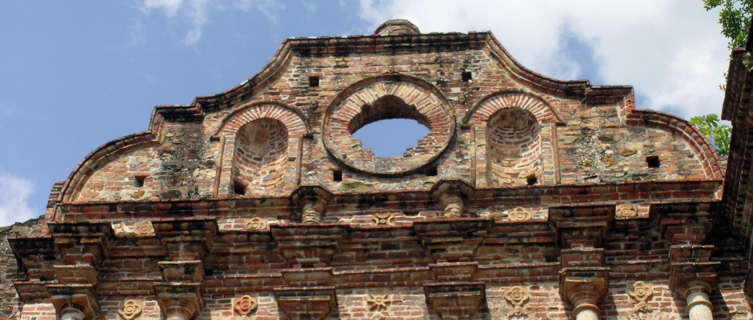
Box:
xmin=684 ymin=282 xmax=713 ymax=320
xmin=574 ymin=305 xmax=599 ymax=320
xmin=165 ymin=311 xmax=187 ymax=320
xmin=60 ymin=308 xmax=86 ymax=320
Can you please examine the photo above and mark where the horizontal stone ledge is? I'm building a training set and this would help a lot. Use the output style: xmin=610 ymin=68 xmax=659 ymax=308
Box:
xmin=55 ymin=180 xmax=721 ymax=219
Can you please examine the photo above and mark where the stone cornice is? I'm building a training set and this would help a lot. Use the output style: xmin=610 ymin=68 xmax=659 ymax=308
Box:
xmin=54 ymin=180 xmax=721 ymax=221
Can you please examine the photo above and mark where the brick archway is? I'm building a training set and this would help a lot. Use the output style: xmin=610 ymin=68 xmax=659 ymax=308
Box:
xmin=465 ymin=91 xmax=562 ymax=126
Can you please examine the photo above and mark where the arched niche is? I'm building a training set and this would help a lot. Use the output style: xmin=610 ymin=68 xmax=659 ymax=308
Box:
xmin=486 ymin=108 xmax=541 ymax=186
xmin=232 ymin=118 xmax=289 ymax=195
xmin=216 ymin=103 xmax=306 ymax=197
xmin=467 ymin=92 xmax=559 ymax=188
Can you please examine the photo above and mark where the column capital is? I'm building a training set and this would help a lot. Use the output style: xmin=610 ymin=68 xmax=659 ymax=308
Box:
xmin=670 ymin=261 xmax=718 ymax=297
xmin=424 ymin=282 xmax=485 ymax=320
xmin=153 ymin=282 xmax=202 ymax=320
xmin=47 ymin=283 xmax=98 ymax=320
xmin=677 ymin=280 xmax=713 ymax=301
xmin=290 ymin=185 xmax=332 ymax=224
xmin=560 ymin=267 xmax=609 ymax=312
xmin=431 ymin=180 xmax=473 ymax=218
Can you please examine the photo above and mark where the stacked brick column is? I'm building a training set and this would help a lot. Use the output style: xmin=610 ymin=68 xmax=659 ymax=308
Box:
xmin=47 ymin=222 xmax=112 ymax=320
xmin=550 ymin=206 xmax=612 ymax=320
xmin=657 ymin=203 xmax=718 ymax=320
xmin=272 ymin=186 xmax=339 ymax=319
xmin=152 ymin=218 xmax=217 ymax=320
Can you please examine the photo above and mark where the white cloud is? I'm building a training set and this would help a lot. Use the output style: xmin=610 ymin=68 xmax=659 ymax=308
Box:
xmin=137 ymin=0 xmax=285 ymax=46
xmin=141 ymin=0 xmax=184 ymax=17
xmin=0 ymin=172 xmax=38 ymax=227
xmin=302 ymin=1 xmax=318 ymax=14
xmin=236 ymin=0 xmax=286 ymax=22
xmin=358 ymin=0 xmax=728 ymax=118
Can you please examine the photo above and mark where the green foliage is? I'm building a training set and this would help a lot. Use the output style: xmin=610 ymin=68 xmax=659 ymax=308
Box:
xmin=690 ymin=114 xmax=731 ymax=156
xmin=704 ymin=0 xmax=753 ymax=48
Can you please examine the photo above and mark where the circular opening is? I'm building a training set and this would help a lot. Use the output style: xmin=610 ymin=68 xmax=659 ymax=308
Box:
xmin=353 ymin=119 xmax=429 ymax=158
xmin=323 ymin=77 xmax=454 ymax=175
xmin=351 ymin=96 xmax=431 ymax=159
xmin=349 ymin=95 xmax=429 ymax=133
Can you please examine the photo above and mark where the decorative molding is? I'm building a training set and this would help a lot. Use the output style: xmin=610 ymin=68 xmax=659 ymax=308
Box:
xmin=616 ymin=204 xmax=638 ymax=219
xmin=246 ymin=217 xmax=268 ymax=232
xmin=627 ymin=281 xmax=653 ymax=313
xmin=507 ymin=207 xmax=532 ymax=222
xmin=731 ymin=309 xmax=751 ymax=320
xmin=372 ymin=213 xmax=396 ymax=226
xmin=503 ymin=286 xmax=530 ymax=318
xmin=233 ymin=295 xmax=258 ymax=316
xmin=628 ymin=312 xmax=676 ymax=320
xmin=118 ymin=299 xmax=143 ymax=320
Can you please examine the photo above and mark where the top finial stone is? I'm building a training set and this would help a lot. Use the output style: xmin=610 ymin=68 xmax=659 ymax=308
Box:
xmin=374 ymin=19 xmax=420 ymax=36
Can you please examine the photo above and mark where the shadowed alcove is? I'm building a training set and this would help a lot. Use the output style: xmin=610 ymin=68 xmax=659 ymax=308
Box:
xmin=232 ymin=118 xmax=288 ymax=195
xmin=486 ymin=107 xmax=541 ymax=186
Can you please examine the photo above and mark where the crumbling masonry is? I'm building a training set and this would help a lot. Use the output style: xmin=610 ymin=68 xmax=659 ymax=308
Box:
xmin=4 ymin=19 xmax=753 ymax=320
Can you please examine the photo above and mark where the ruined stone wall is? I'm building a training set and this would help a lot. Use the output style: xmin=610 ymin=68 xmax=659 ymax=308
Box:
xmin=75 ymin=122 xmax=215 ymax=202
xmin=68 ymin=45 xmax=712 ymax=202
xmin=8 ymin=24 xmax=739 ymax=320
xmin=0 ymin=218 xmax=44 ymax=320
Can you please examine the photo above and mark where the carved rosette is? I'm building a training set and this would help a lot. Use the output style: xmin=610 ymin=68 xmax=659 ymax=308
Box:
xmin=233 ymin=295 xmax=258 ymax=316
xmin=503 ymin=286 xmax=530 ymax=317
xmin=628 ymin=281 xmax=653 ymax=313
xmin=367 ymin=294 xmax=400 ymax=313
xmin=372 ymin=213 xmax=396 ymax=226
xmin=616 ymin=204 xmax=638 ymax=219
xmin=118 ymin=299 xmax=143 ymax=320
xmin=507 ymin=207 xmax=532 ymax=222
xmin=246 ymin=217 xmax=268 ymax=231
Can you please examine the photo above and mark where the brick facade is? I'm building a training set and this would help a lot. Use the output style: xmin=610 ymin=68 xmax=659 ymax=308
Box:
xmin=3 ymin=19 xmax=752 ymax=320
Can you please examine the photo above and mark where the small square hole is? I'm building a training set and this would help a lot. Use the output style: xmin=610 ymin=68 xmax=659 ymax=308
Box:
xmin=425 ymin=166 xmax=438 ymax=176
xmin=133 ymin=175 xmax=147 ymax=187
xmin=308 ymin=76 xmax=319 ymax=87
xmin=646 ymin=155 xmax=660 ymax=168
xmin=333 ymin=169 xmax=342 ymax=182
xmin=233 ymin=180 xmax=246 ymax=195
xmin=462 ymin=71 xmax=472 ymax=82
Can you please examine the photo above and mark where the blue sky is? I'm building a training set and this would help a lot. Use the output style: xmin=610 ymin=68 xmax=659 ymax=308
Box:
xmin=0 ymin=1 xmax=729 ymax=226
